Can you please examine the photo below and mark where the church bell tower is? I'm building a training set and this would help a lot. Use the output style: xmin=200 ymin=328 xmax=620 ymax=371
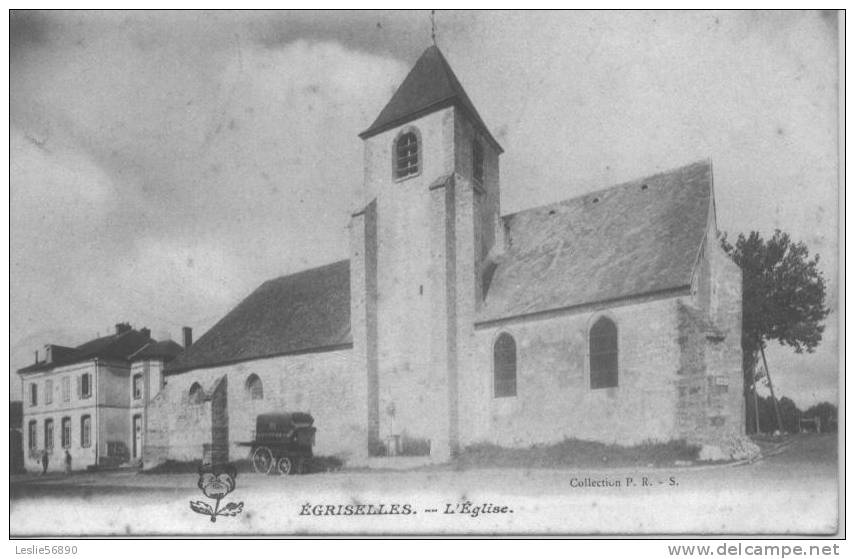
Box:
xmin=350 ymin=45 xmax=503 ymax=461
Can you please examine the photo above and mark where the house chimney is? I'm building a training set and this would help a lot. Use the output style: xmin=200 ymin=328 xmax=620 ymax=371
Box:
xmin=140 ymin=327 xmax=151 ymax=339
xmin=183 ymin=326 xmax=193 ymax=349
xmin=115 ymin=322 xmax=132 ymax=335
xmin=44 ymin=345 xmax=52 ymax=364
xmin=34 ymin=350 xmax=38 ymax=364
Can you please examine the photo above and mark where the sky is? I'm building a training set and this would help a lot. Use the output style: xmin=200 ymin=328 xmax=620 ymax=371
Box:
xmin=9 ymin=10 xmax=840 ymax=408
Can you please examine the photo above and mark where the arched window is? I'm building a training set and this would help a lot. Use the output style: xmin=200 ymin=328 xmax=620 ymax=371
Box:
xmin=590 ymin=317 xmax=619 ymax=389
xmin=189 ymin=382 xmax=204 ymax=404
xmin=395 ymin=131 xmax=419 ymax=179
xmin=493 ymin=332 xmax=517 ymax=398
xmin=245 ymin=374 xmax=263 ymax=401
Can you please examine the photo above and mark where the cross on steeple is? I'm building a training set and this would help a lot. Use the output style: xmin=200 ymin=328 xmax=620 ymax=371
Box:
xmin=431 ymin=10 xmax=437 ymax=45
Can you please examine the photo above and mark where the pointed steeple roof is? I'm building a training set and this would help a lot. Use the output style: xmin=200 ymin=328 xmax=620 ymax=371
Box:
xmin=359 ymin=46 xmax=503 ymax=153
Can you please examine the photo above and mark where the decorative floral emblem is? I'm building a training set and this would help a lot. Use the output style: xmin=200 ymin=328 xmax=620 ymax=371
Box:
xmin=190 ymin=463 xmax=244 ymax=522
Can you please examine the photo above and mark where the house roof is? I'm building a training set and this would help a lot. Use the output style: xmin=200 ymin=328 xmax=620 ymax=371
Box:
xmin=477 ymin=160 xmax=713 ymax=325
xmin=18 ymin=328 xmax=154 ymax=374
xmin=359 ymin=45 xmax=502 ymax=152
xmin=130 ymin=339 xmax=184 ymax=362
xmin=165 ymin=260 xmax=352 ymax=374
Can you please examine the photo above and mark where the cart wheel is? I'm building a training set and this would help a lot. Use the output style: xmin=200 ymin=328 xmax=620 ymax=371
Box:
xmin=251 ymin=446 xmax=274 ymax=474
xmin=277 ymin=456 xmax=293 ymax=476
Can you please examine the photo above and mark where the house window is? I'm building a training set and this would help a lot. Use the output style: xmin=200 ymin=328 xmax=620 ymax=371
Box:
xmin=473 ymin=138 xmax=484 ymax=184
xmin=189 ymin=382 xmax=204 ymax=404
xmin=62 ymin=377 xmax=70 ymax=402
xmin=80 ymin=415 xmax=91 ymax=448
xmin=133 ymin=374 xmax=143 ymax=400
xmin=245 ymin=374 xmax=263 ymax=401
xmin=61 ymin=417 xmax=71 ymax=448
xmin=44 ymin=419 xmax=54 ymax=451
xmin=45 ymin=379 xmax=53 ymax=405
xmin=80 ymin=373 xmax=92 ymax=399
xmin=395 ymin=131 xmax=419 ymax=179
xmin=493 ymin=332 xmax=517 ymax=398
xmin=29 ymin=383 xmax=38 ymax=407
xmin=590 ymin=317 xmax=619 ymax=389
xmin=28 ymin=421 xmax=37 ymax=451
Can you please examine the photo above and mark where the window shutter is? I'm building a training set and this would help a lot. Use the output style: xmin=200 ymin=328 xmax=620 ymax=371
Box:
xmin=76 ymin=375 xmax=81 ymax=399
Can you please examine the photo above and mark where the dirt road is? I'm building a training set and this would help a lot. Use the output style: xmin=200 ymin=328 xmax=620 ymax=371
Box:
xmin=10 ymin=434 xmax=839 ymax=536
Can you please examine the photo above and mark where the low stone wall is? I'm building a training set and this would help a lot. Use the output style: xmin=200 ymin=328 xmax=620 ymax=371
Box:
xmin=144 ymin=348 xmax=365 ymax=468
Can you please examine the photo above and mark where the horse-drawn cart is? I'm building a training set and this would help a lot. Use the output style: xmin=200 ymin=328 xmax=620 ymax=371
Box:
xmin=238 ymin=413 xmax=316 ymax=475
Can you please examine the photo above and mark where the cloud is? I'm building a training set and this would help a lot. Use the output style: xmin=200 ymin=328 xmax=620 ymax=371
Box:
xmin=9 ymin=11 xmax=840 ymax=407
xmin=10 ymin=20 xmax=408 ymax=379
xmin=10 ymin=127 xmax=119 ymax=336
xmin=112 ymin=237 xmax=251 ymax=331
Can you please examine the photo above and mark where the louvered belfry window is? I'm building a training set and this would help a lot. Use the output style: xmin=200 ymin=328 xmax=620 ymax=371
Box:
xmin=473 ymin=139 xmax=484 ymax=183
xmin=590 ymin=317 xmax=619 ymax=389
xmin=493 ymin=332 xmax=517 ymax=398
xmin=395 ymin=131 xmax=419 ymax=179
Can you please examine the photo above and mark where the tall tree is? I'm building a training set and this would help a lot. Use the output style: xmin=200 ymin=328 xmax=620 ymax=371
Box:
xmin=721 ymin=230 xmax=830 ymax=432
xmin=804 ymin=401 xmax=838 ymax=433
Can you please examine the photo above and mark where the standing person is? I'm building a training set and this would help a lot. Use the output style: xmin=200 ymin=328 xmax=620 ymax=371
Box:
xmin=41 ymin=450 xmax=49 ymax=475
xmin=64 ymin=450 xmax=72 ymax=475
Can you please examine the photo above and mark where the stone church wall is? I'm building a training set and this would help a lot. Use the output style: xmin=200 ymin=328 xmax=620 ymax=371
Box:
xmin=675 ymin=228 xmax=744 ymax=447
xmin=468 ymin=296 xmax=684 ymax=447
xmin=357 ymin=108 xmax=456 ymax=457
xmin=463 ymin=227 xmax=743 ymax=452
xmin=143 ymin=348 xmax=363 ymax=468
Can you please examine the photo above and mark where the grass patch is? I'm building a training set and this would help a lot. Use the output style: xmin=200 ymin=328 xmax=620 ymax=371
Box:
xmin=453 ymin=438 xmax=700 ymax=470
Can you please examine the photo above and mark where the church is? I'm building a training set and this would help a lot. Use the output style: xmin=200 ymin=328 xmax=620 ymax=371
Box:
xmin=144 ymin=45 xmax=744 ymax=467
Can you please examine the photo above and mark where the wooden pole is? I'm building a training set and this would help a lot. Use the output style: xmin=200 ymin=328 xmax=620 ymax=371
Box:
xmin=752 ymin=375 xmax=761 ymax=434
xmin=760 ymin=344 xmax=784 ymax=434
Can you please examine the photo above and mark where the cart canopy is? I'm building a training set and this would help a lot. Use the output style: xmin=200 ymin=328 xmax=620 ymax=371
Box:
xmin=255 ymin=413 xmax=314 ymax=437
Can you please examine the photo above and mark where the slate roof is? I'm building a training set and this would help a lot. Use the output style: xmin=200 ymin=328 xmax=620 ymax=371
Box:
xmin=477 ymin=160 xmax=713 ymax=324
xmin=18 ymin=329 xmax=154 ymax=374
xmin=165 ymin=260 xmax=351 ymax=374
xmin=44 ymin=344 xmax=76 ymax=363
xmin=359 ymin=46 xmax=502 ymax=152
xmin=130 ymin=339 xmax=184 ymax=362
